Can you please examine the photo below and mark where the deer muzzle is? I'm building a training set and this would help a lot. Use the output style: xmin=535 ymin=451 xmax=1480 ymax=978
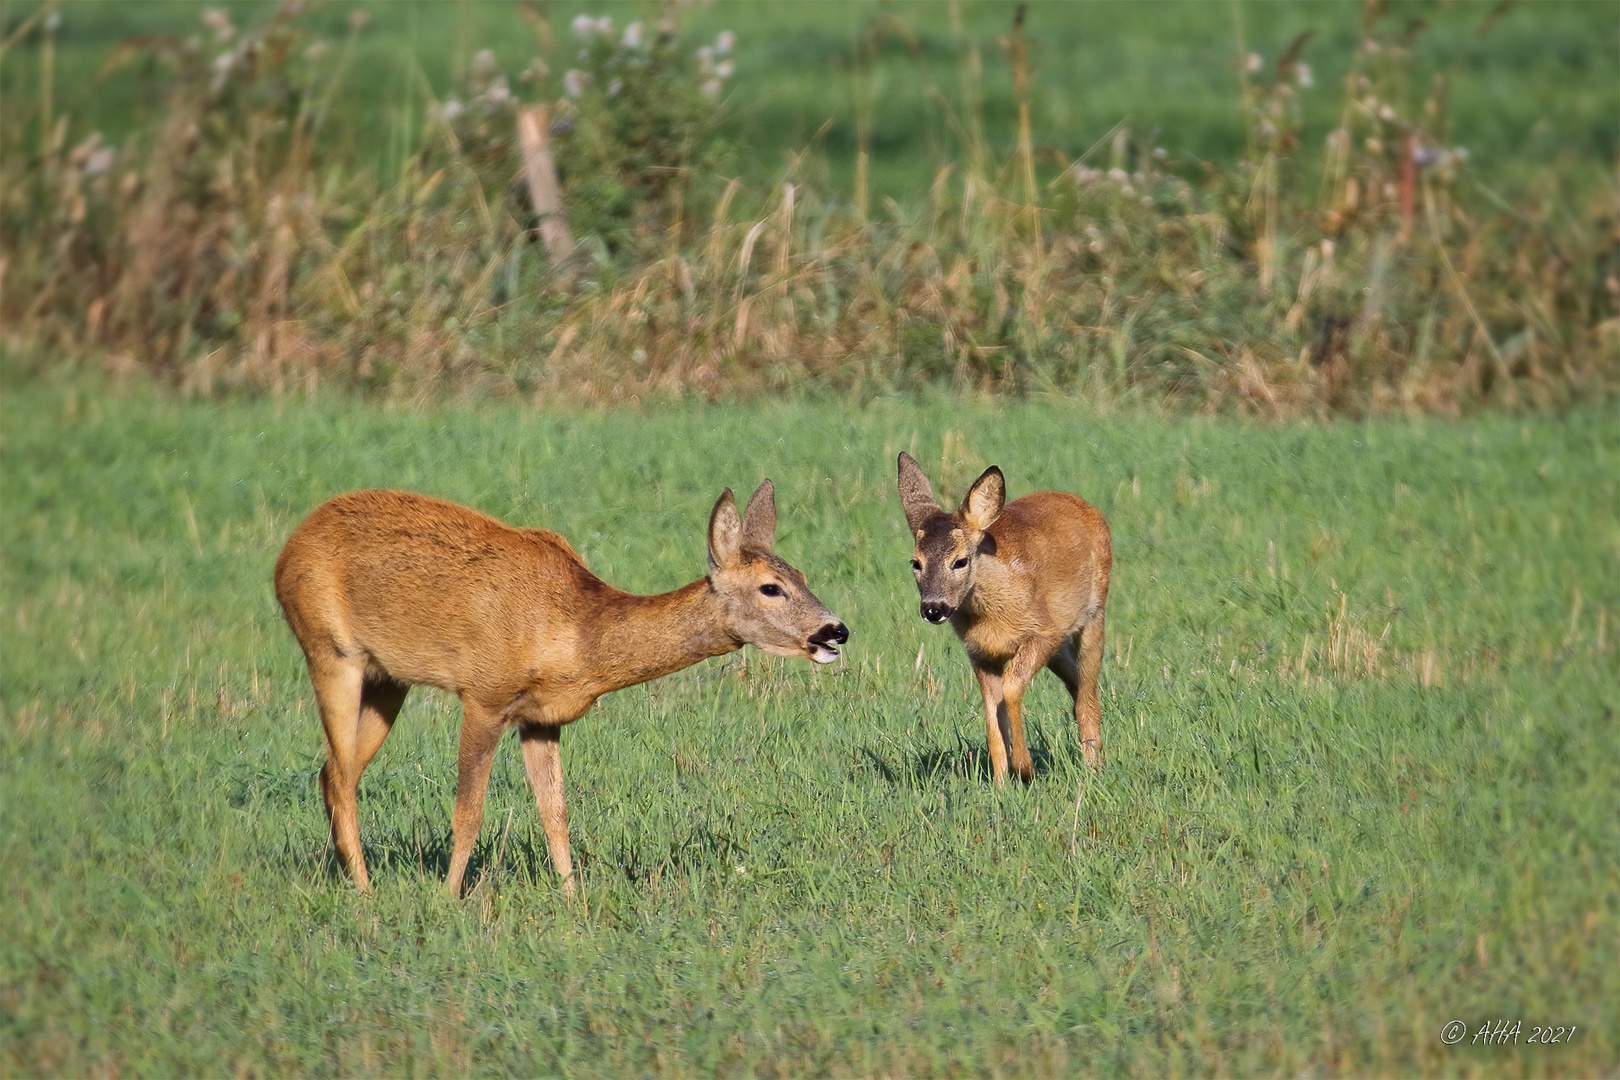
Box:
xmin=807 ymin=621 xmax=849 ymax=664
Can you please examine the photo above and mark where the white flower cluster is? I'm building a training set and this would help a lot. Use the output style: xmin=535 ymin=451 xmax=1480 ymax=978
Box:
xmin=197 ymin=6 xmax=358 ymax=97
xmin=571 ymin=13 xmax=615 ymax=40
xmin=695 ymin=30 xmax=735 ymax=98
xmin=1069 ymin=164 xmax=1145 ymax=197
xmin=198 ymin=7 xmax=250 ymax=93
xmin=70 ymin=132 xmax=116 ymax=178
xmin=1068 ymin=154 xmax=1190 ymax=211
xmin=564 ymin=14 xmax=639 ymax=98
xmin=434 ymin=48 xmax=516 ymax=125
xmin=561 ymin=16 xmax=736 ymax=101
xmin=202 ymin=8 xmax=235 ymax=43
xmin=1342 ymin=75 xmax=1467 ymax=175
xmin=1245 ymin=51 xmax=1313 ymax=91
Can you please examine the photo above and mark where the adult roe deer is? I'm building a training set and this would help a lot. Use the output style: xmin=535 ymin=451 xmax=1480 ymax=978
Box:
xmin=274 ymin=481 xmax=847 ymax=896
xmin=896 ymin=453 xmax=1111 ymax=782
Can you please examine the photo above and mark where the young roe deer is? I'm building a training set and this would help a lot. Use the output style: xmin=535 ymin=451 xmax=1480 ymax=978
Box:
xmin=274 ymin=481 xmax=847 ymax=897
xmin=896 ymin=453 xmax=1111 ymax=782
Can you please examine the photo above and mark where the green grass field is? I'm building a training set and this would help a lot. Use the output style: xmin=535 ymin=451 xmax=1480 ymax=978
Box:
xmin=2 ymin=379 xmax=1615 ymax=1074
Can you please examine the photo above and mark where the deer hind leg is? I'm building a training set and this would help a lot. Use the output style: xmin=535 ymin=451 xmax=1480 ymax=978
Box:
xmin=1003 ymin=636 xmax=1064 ymax=784
xmin=1076 ymin=616 xmax=1106 ymax=767
xmin=355 ymin=677 xmax=409 ymax=776
xmin=519 ymin=723 xmax=575 ymax=896
xmin=443 ymin=699 xmax=505 ymax=898
xmin=1047 ymin=636 xmax=1081 ymax=698
xmin=309 ymin=656 xmax=371 ymax=890
xmin=1047 ymin=634 xmax=1090 ymax=763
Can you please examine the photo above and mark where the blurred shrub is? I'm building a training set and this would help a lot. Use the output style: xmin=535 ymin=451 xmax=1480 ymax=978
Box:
xmin=431 ymin=14 xmax=734 ymax=258
xmin=0 ymin=1 xmax=1613 ymax=412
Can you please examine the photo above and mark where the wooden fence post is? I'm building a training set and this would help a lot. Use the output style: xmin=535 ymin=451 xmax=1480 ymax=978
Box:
xmin=516 ymin=105 xmax=574 ymax=264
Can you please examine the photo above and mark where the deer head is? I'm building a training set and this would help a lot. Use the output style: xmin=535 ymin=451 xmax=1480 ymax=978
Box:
xmin=897 ymin=452 xmax=1004 ymax=624
xmin=708 ymin=480 xmax=848 ymax=663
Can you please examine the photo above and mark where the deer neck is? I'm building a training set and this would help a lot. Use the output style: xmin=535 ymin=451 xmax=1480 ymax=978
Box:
xmin=583 ymin=579 xmax=738 ymax=695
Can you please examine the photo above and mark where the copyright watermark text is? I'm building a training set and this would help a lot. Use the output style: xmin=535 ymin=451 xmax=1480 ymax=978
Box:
xmin=1440 ymin=1020 xmax=1579 ymax=1047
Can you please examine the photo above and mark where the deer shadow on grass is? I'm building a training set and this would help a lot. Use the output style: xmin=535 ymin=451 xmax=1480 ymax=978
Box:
xmin=855 ymin=722 xmax=1066 ymax=789
xmin=337 ymin=814 xmax=750 ymax=893
xmin=358 ymin=818 xmax=574 ymax=891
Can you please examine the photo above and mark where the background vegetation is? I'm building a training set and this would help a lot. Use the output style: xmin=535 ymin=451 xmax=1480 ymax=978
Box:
xmin=2 ymin=0 xmax=1616 ymax=411
xmin=2 ymin=380 xmax=1616 ymax=1074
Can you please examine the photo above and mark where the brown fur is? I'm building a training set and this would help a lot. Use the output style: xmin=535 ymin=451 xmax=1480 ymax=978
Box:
xmin=274 ymin=482 xmax=845 ymax=896
xmin=897 ymin=453 xmax=1112 ymax=782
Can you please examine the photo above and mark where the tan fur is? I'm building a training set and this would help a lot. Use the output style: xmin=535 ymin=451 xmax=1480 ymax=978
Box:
xmin=897 ymin=453 xmax=1112 ymax=782
xmin=274 ymin=482 xmax=845 ymax=896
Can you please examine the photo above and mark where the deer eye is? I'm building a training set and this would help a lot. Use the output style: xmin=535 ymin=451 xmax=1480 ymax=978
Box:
xmin=952 ymin=557 xmax=969 ymax=570
xmin=759 ymin=583 xmax=783 ymax=597
xmin=910 ymin=559 xmax=922 ymax=572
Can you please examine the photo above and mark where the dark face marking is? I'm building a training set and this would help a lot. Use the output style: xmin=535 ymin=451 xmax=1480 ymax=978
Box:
xmin=909 ymin=511 xmax=981 ymax=621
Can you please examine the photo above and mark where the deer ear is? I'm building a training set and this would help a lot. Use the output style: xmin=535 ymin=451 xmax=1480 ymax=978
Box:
xmin=960 ymin=466 xmax=1005 ymax=531
xmin=897 ymin=452 xmax=942 ymax=534
xmin=708 ymin=488 xmax=742 ymax=571
xmin=740 ymin=479 xmax=777 ymax=552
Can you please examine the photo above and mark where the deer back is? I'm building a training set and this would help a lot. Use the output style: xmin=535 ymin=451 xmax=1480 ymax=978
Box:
xmin=964 ymin=491 xmax=1111 ymax=646
xmin=274 ymin=490 xmax=595 ymax=697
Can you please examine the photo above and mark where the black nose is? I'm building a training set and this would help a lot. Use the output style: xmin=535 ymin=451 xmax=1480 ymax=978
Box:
xmin=810 ymin=622 xmax=848 ymax=646
xmin=921 ymin=602 xmax=952 ymax=624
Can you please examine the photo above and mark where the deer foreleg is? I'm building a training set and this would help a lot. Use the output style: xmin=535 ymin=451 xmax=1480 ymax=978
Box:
xmin=520 ymin=723 xmax=575 ymax=896
xmin=1003 ymin=636 xmax=1063 ymax=784
xmin=973 ymin=666 xmax=1010 ymax=785
xmin=444 ymin=701 xmax=504 ymax=898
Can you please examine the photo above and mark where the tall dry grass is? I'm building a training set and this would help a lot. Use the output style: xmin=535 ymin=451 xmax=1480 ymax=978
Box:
xmin=2 ymin=1 xmax=1615 ymax=412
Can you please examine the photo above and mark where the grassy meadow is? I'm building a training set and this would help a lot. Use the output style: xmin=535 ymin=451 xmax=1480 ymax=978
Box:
xmin=2 ymin=377 xmax=1616 ymax=1074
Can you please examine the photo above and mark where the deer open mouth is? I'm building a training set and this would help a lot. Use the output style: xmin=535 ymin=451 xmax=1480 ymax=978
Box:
xmin=807 ymin=621 xmax=849 ymax=664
